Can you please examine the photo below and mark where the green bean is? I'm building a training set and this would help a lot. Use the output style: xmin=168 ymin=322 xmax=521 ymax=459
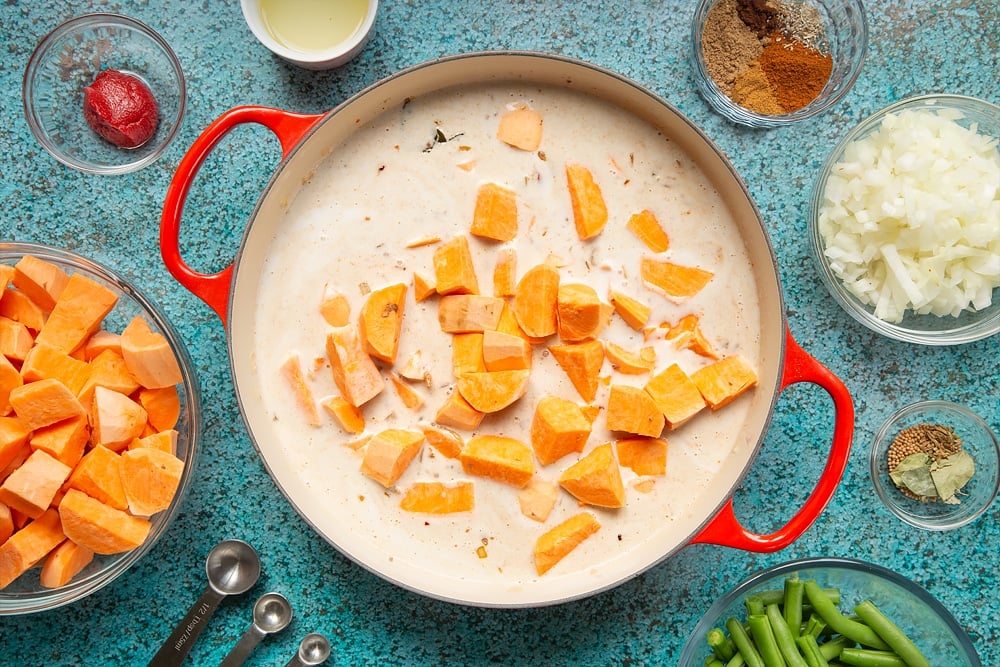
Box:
xmin=727 ymin=654 xmax=747 ymax=667
xmin=804 ymin=614 xmax=827 ymax=639
xmin=837 ymin=648 xmax=907 ymax=667
xmin=727 ymin=616 xmax=765 ymax=667
xmin=758 ymin=587 xmax=841 ymax=607
xmin=709 ymin=626 xmax=737 ymax=661
xmin=817 ymin=636 xmax=852 ymax=661
xmin=783 ymin=577 xmax=804 ymax=639
xmin=765 ymin=603 xmax=809 ymax=667
xmin=852 ymin=601 xmax=929 ymax=667
xmin=794 ymin=634 xmax=830 ymax=667
xmin=746 ymin=594 xmax=766 ymax=616
xmin=803 ymin=581 xmax=889 ymax=650
xmin=749 ymin=613 xmax=787 ymax=667
xmin=705 ymin=658 xmax=725 ymax=667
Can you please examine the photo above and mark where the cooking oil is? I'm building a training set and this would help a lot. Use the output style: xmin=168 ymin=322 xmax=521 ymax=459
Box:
xmin=259 ymin=0 xmax=369 ymax=53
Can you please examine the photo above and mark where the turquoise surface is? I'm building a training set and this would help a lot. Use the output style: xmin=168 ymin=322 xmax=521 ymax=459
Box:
xmin=1 ymin=0 xmax=998 ymax=664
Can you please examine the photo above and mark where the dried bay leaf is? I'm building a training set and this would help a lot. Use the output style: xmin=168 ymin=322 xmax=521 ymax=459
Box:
xmin=890 ymin=453 xmax=937 ymax=498
xmin=930 ymin=449 xmax=976 ymax=504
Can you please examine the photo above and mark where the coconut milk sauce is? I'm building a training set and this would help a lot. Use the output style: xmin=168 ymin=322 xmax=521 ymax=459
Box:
xmin=251 ymin=83 xmax=762 ymax=584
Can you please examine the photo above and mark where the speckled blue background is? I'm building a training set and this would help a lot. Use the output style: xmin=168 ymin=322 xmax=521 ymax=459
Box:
xmin=1 ymin=1 xmax=998 ymax=665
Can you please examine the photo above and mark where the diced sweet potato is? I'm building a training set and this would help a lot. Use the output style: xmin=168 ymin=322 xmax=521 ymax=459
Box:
xmin=459 ymin=435 xmax=534 ymax=488
xmin=35 ymin=274 xmax=118 ymax=353
xmin=412 ymin=272 xmax=436 ymax=303
xmin=608 ymin=290 xmax=652 ymax=330
xmin=318 ymin=396 xmax=364 ymax=435
xmin=495 ymin=302 xmax=541 ymax=344
xmin=129 ymin=429 xmax=178 ymax=453
xmin=644 ymin=364 xmax=706 ymax=428
xmin=0 ymin=416 xmax=31 ymax=469
xmin=21 ymin=342 xmax=93 ymax=396
xmin=471 ymin=182 xmax=518 ymax=242
xmin=482 ymin=329 xmax=532 ymax=371
xmin=556 ymin=283 xmax=607 ymax=342
xmin=640 ymin=258 xmax=714 ymax=303
xmin=530 ymin=396 xmax=592 ymax=465
xmin=626 ymin=209 xmax=670 ymax=253
xmin=280 ymin=355 xmax=320 ymax=427
xmin=690 ymin=355 xmax=758 ymax=409
xmin=606 ymin=384 xmax=664 ymax=437
xmin=9 ymin=378 xmax=87 ymax=430
xmin=326 ymin=326 xmax=385 ymax=408
xmin=616 ymin=437 xmax=668 ymax=476
xmin=0 ymin=449 xmax=73 ymax=518
xmin=434 ymin=392 xmax=484 ymax=431
xmin=549 ymin=340 xmax=604 ymax=403
xmin=512 ymin=263 xmax=560 ymax=338
xmin=665 ymin=314 xmax=719 ymax=360
xmin=452 ymin=333 xmax=486 ymax=377
xmin=359 ymin=428 xmax=425 ymax=488
xmin=438 ymin=295 xmax=504 ymax=333
xmin=120 ymin=447 xmax=184 ymax=517
xmin=138 ymin=386 xmax=181 ymax=432
xmin=91 ymin=386 xmax=148 ymax=452
xmin=319 ymin=288 xmax=351 ymax=327
xmin=78 ymin=349 xmax=140 ymax=408
xmin=433 ymin=236 xmax=479 ymax=296
xmin=0 ymin=289 xmax=47 ymax=332
xmin=456 ymin=369 xmax=530 ymax=413
xmin=0 ymin=266 xmax=12 ymax=292
xmin=400 ymin=481 xmax=474 ymax=513
xmin=389 ymin=374 xmax=425 ymax=411
xmin=13 ymin=255 xmax=70 ymax=312
xmin=497 ymin=104 xmax=543 ymax=151
xmin=40 ymin=539 xmax=94 ymax=588
xmin=0 ymin=502 xmax=12 ymax=544
xmin=397 ymin=350 xmax=430 ymax=384
xmin=418 ymin=424 xmax=464 ymax=459
xmin=565 ymin=163 xmax=608 ymax=241
xmin=0 ymin=354 xmax=22 ymax=415
xmin=604 ymin=342 xmax=655 ymax=375
xmin=517 ymin=479 xmax=559 ymax=522
xmin=359 ymin=283 xmax=407 ymax=364
xmin=558 ymin=443 xmax=625 ymax=508
xmin=66 ymin=445 xmax=128 ymax=511
xmin=82 ymin=330 xmax=122 ymax=360
xmin=492 ymin=248 xmax=517 ymax=298
xmin=533 ymin=511 xmax=600 ymax=575
xmin=29 ymin=415 xmax=89 ymax=467
xmin=119 ymin=316 xmax=183 ymax=389
xmin=0 ymin=316 xmax=33 ymax=362
xmin=58 ymin=488 xmax=151 ymax=555
xmin=0 ymin=509 xmax=66 ymax=588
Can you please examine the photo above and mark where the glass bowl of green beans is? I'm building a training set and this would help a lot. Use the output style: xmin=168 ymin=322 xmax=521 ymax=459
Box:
xmin=677 ymin=557 xmax=980 ymax=666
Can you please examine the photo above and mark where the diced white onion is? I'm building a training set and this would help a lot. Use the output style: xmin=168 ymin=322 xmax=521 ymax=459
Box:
xmin=818 ymin=107 xmax=1000 ymax=323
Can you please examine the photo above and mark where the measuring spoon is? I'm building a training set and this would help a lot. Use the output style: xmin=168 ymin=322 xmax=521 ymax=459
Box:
xmin=218 ymin=592 xmax=293 ymax=667
xmin=283 ymin=633 xmax=332 ymax=667
xmin=147 ymin=539 xmax=262 ymax=667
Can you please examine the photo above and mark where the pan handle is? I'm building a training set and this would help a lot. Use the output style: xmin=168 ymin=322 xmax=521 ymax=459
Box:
xmin=689 ymin=326 xmax=854 ymax=551
xmin=160 ymin=106 xmax=325 ymax=325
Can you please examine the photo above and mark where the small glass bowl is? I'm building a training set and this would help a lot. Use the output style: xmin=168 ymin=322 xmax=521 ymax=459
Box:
xmin=810 ymin=95 xmax=1000 ymax=345
xmin=678 ymin=557 xmax=981 ymax=666
xmin=23 ymin=14 xmax=186 ymax=175
xmin=0 ymin=242 xmax=200 ymax=615
xmin=691 ymin=0 xmax=867 ymax=127
xmin=870 ymin=400 xmax=999 ymax=531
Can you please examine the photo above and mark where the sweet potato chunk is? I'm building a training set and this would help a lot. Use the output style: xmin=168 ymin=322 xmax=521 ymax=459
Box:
xmin=326 ymin=326 xmax=385 ymax=408
xmin=13 ymin=255 xmax=69 ymax=311
xmin=29 ymin=415 xmax=89 ymax=467
xmin=0 ymin=416 xmax=31 ymax=470
xmin=556 ymin=283 xmax=607 ymax=342
xmin=640 ymin=258 xmax=713 ymax=303
xmin=626 ymin=209 xmax=670 ymax=253
xmin=452 ymin=333 xmax=486 ymax=377
xmin=690 ymin=356 xmax=758 ymax=409
xmin=58 ymin=488 xmax=151 ymax=555
xmin=0 ymin=316 xmax=33 ymax=362
xmin=319 ymin=288 xmax=351 ymax=327
xmin=456 ymin=369 xmax=530 ymax=413
xmin=604 ymin=342 xmax=655 ymax=375
xmin=0 ymin=449 xmax=72 ymax=518
xmin=280 ymin=355 xmax=320 ymax=427
xmin=419 ymin=424 xmax=464 ymax=459
xmin=558 ymin=443 xmax=625 ymax=508
xmin=0 ymin=509 xmax=65 ymax=589
xmin=492 ymin=248 xmax=517 ymax=298
xmin=644 ymin=364 xmax=706 ymax=428
xmin=78 ymin=349 xmax=140 ymax=408
xmin=0 ymin=354 xmax=22 ymax=415
xmin=433 ymin=236 xmax=479 ymax=296
xmin=517 ymin=479 xmax=559 ymax=522
xmin=549 ymin=340 xmax=604 ymax=403
xmin=82 ymin=330 xmax=121 ymax=360
xmin=608 ymin=290 xmax=651 ymax=330
xmin=120 ymin=447 xmax=185 ymax=517
xmin=533 ymin=511 xmax=600 ymax=575
xmin=0 ymin=289 xmax=46 ymax=332
xmin=459 ymin=435 xmax=534 ymax=488
xmin=434 ymin=392 xmax=485 ymax=431
xmin=565 ymin=163 xmax=608 ymax=241
xmin=482 ymin=329 xmax=532 ymax=372
xmin=91 ymin=386 xmax=148 ymax=452
xmin=412 ymin=272 xmax=436 ymax=303
xmin=138 ymin=386 xmax=181 ymax=432
xmin=129 ymin=429 xmax=178 ymax=454
xmin=400 ymin=481 xmax=474 ymax=514
xmin=606 ymin=384 xmax=664 ymax=437
xmin=359 ymin=428 xmax=424 ymax=488
xmin=438 ymin=295 xmax=504 ymax=333
xmin=120 ymin=316 xmax=183 ymax=389
xmin=40 ymin=540 xmax=94 ymax=588
xmin=9 ymin=378 xmax=86 ymax=430
xmin=530 ymin=396 xmax=592 ymax=465
xmin=66 ymin=445 xmax=128 ymax=511
xmin=512 ymin=263 xmax=560 ymax=339
xmin=389 ymin=374 xmax=425 ymax=411
xmin=321 ymin=396 xmax=366 ymax=434
xmin=470 ymin=182 xmax=518 ymax=242
xmin=664 ymin=314 xmax=719 ymax=359
xmin=359 ymin=283 xmax=407 ymax=364
xmin=35 ymin=273 xmax=118 ymax=353
xmin=497 ymin=105 xmax=543 ymax=151
xmin=616 ymin=437 xmax=668 ymax=476
xmin=21 ymin=342 xmax=93 ymax=395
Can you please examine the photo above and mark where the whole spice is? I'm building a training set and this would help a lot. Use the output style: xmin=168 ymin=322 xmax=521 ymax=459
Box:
xmin=886 ymin=423 xmax=975 ymax=503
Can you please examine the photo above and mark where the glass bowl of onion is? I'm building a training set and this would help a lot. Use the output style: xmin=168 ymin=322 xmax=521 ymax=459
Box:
xmin=810 ymin=94 xmax=1000 ymax=344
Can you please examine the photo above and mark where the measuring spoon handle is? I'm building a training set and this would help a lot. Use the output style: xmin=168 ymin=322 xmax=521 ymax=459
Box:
xmin=218 ymin=626 xmax=265 ymax=667
xmin=147 ymin=587 xmax=225 ymax=667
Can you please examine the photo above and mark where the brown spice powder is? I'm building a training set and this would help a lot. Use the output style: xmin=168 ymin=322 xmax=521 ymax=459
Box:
xmin=702 ymin=0 xmax=763 ymax=94
xmin=731 ymin=63 xmax=783 ymax=115
xmin=759 ymin=33 xmax=833 ymax=111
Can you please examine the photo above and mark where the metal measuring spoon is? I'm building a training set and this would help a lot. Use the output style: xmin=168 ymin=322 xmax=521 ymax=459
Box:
xmin=218 ymin=592 xmax=293 ymax=667
xmin=147 ymin=540 xmax=262 ymax=667
xmin=283 ymin=633 xmax=332 ymax=667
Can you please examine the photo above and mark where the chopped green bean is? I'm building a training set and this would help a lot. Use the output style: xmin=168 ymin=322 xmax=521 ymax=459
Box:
xmin=852 ymin=601 xmax=929 ymax=667
xmin=817 ymin=636 xmax=852 ymax=661
xmin=727 ymin=616 xmax=765 ymax=667
xmin=803 ymin=581 xmax=889 ymax=650
xmin=727 ymin=654 xmax=747 ymax=667
xmin=783 ymin=577 xmax=804 ymax=640
xmin=795 ymin=634 xmax=830 ymax=667
xmin=758 ymin=587 xmax=841 ymax=607
xmin=837 ymin=648 xmax=907 ymax=667
xmin=804 ymin=614 xmax=827 ymax=639
xmin=746 ymin=594 xmax=766 ymax=616
xmin=749 ymin=613 xmax=787 ymax=667
xmin=706 ymin=658 xmax=725 ymax=667
xmin=765 ymin=603 xmax=809 ymax=667
xmin=709 ymin=626 xmax=737 ymax=661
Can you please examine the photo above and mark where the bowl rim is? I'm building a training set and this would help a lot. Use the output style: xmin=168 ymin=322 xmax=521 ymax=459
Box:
xmin=678 ymin=556 xmax=982 ymax=666
xmin=690 ymin=0 xmax=869 ymax=127
xmin=21 ymin=12 xmax=187 ymax=175
xmin=869 ymin=399 xmax=1000 ymax=531
xmin=0 ymin=241 xmax=201 ymax=615
xmin=808 ymin=93 xmax=1000 ymax=345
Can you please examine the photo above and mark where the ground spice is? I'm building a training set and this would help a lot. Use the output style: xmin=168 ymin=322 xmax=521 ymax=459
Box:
xmin=702 ymin=0 xmax=763 ymax=94
xmin=731 ymin=63 xmax=783 ymax=114
xmin=759 ymin=32 xmax=833 ymax=111
xmin=736 ymin=0 xmax=781 ymax=38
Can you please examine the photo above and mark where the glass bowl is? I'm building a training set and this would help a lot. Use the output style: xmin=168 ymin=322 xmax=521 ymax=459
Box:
xmin=678 ymin=557 xmax=981 ymax=666
xmin=870 ymin=400 xmax=999 ymax=531
xmin=23 ymin=13 xmax=186 ymax=175
xmin=691 ymin=0 xmax=867 ymax=127
xmin=0 ymin=242 xmax=200 ymax=615
xmin=810 ymin=95 xmax=1000 ymax=344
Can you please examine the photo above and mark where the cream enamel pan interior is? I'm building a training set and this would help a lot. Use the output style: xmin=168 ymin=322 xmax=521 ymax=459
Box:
xmin=161 ymin=52 xmax=853 ymax=607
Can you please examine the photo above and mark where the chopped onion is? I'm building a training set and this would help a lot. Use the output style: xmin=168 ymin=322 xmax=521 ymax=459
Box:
xmin=818 ymin=107 xmax=1000 ymax=323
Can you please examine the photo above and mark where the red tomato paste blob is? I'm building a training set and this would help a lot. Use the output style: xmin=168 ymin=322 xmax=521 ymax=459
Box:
xmin=83 ymin=70 xmax=160 ymax=149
